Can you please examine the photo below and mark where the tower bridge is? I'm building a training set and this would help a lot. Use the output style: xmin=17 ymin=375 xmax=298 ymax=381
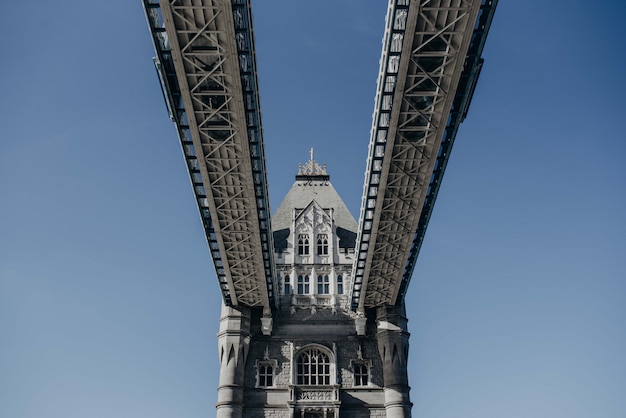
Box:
xmin=144 ymin=1 xmax=497 ymax=417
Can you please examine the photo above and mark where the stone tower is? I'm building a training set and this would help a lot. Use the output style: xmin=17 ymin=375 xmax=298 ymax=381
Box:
xmin=216 ymin=154 xmax=412 ymax=418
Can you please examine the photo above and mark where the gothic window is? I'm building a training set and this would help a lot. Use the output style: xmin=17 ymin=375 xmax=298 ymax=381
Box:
xmin=353 ymin=362 xmax=369 ymax=386
xmin=337 ymin=275 xmax=343 ymax=294
xmin=257 ymin=362 xmax=274 ymax=387
xmin=296 ymin=347 xmax=331 ymax=385
xmin=297 ymin=275 xmax=310 ymax=294
xmin=317 ymin=274 xmax=329 ymax=294
xmin=284 ymin=274 xmax=291 ymax=295
xmin=316 ymin=234 xmax=328 ymax=255
xmin=298 ymin=234 xmax=310 ymax=255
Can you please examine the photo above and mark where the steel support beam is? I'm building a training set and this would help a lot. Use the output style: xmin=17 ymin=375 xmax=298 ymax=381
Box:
xmin=144 ymin=0 xmax=276 ymax=309
xmin=352 ymin=0 xmax=498 ymax=310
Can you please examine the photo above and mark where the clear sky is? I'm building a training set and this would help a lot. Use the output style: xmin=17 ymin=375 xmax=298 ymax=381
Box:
xmin=1 ymin=1 xmax=625 ymax=418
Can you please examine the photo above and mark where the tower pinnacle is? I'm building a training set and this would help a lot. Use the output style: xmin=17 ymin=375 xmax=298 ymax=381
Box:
xmin=296 ymin=147 xmax=328 ymax=180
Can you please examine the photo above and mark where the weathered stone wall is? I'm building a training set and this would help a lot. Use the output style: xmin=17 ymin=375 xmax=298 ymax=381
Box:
xmin=233 ymin=167 xmax=411 ymax=417
xmin=241 ymin=308 xmax=389 ymax=417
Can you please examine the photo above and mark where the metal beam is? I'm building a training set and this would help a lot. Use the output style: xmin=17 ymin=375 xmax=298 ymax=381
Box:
xmin=144 ymin=0 xmax=276 ymax=309
xmin=352 ymin=0 xmax=498 ymax=310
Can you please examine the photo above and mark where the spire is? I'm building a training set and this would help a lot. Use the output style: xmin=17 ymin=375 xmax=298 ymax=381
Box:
xmin=296 ymin=147 xmax=329 ymax=180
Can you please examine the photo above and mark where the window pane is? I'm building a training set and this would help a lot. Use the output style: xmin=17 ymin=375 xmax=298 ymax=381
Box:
xmin=296 ymin=347 xmax=332 ymax=386
xmin=354 ymin=363 xmax=368 ymax=386
xmin=298 ymin=234 xmax=310 ymax=255
xmin=258 ymin=363 xmax=273 ymax=387
xmin=316 ymin=234 xmax=328 ymax=255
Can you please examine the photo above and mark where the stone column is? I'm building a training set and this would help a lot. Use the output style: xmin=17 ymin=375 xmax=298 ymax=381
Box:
xmin=376 ymin=304 xmax=412 ymax=418
xmin=216 ymin=303 xmax=251 ymax=418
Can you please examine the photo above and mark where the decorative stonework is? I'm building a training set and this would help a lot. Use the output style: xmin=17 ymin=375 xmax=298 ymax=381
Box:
xmin=240 ymin=156 xmax=392 ymax=416
xmin=295 ymin=388 xmax=336 ymax=401
xmin=297 ymin=148 xmax=328 ymax=177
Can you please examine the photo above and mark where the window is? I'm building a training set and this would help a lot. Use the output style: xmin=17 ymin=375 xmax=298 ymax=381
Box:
xmin=258 ymin=362 xmax=274 ymax=387
xmin=296 ymin=347 xmax=331 ymax=385
xmin=297 ymin=275 xmax=310 ymax=294
xmin=337 ymin=275 xmax=343 ymax=294
xmin=298 ymin=234 xmax=310 ymax=255
xmin=316 ymin=234 xmax=328 ymax=255
xmin=353 ymin=362 xmax=369 ymax=386
xmin=284 ymin=274 xmax=291 ymax=295
xmin=317 ymin=274 xmax=329 ymax=294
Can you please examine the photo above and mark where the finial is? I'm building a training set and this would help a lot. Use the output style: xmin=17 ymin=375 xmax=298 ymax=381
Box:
xmin=296 ymin=146 xmax=328 ymax=178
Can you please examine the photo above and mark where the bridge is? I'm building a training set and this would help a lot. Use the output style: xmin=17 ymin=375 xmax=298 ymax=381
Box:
xmin=144 ymin=0 xmax=496 ymax=314
xmin=143 ymin=1 xmax=497 ymax=416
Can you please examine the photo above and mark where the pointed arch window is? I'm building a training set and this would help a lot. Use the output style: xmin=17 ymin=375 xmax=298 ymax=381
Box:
xmin=297 ymin=275 xmax=310 ymax=294
xmin=316 ymin=234 xmax=328 ymax=255
xmin=298 ymin=234 xmax=310 ymax=255
xmin=296 ymin=347 xmax=331 ymax=385
xmin=317 ymin=274 xmax=329 ymax=294
xmin=284 ymin=274 xmax=291 ymax=295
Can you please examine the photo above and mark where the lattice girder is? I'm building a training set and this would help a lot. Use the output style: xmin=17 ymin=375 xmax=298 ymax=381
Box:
xmin=144 ymin=0 xmax=275 ymax=308
xmin=352 ymin=0 xmax=488 ymax=310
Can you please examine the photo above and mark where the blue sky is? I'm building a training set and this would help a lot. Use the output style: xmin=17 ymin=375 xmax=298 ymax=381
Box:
xmin=1 ymin=1 xmax=625 ymax=417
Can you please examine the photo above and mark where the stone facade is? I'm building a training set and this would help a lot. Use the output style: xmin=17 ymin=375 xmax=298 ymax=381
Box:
xmin=217 ymin=156 xmax=412 ymax=417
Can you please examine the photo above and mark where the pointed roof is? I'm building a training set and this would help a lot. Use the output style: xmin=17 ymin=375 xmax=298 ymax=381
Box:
xmin=272 ymin=151 xmax=357 ymax=233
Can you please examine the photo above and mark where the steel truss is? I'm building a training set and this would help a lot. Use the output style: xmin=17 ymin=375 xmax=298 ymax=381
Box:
xmin=144 ymin=0 xmax=275 ymax=308
xmin=352 ymin=0 xmax=498 ymax=310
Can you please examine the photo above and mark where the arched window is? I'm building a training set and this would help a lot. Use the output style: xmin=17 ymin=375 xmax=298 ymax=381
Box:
xmin=296 ymin=347 xmax=331 ymax=385
xmin=337 ymin=275 xmax=343 ymax=294
xmin=297 ymin=275 xmax=310 ymax=294
xmin=284 ymin=274 xmax=291 ymax=294
xmin=317 ymin=274 xmax=329 ymax=294
xmin=298 ymin=234 xmax=310 ymax=255
xmin=316 ymin=234 xmax=328 ymax=255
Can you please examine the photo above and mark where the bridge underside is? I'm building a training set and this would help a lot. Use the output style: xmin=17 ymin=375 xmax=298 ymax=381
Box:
xmin=144 ymin=0 xmax=276 ymax=309
xmin=144 ymin=0 xmax=497 ymax=312
xmin=352 ymin=0 xmax=497 ymax=310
